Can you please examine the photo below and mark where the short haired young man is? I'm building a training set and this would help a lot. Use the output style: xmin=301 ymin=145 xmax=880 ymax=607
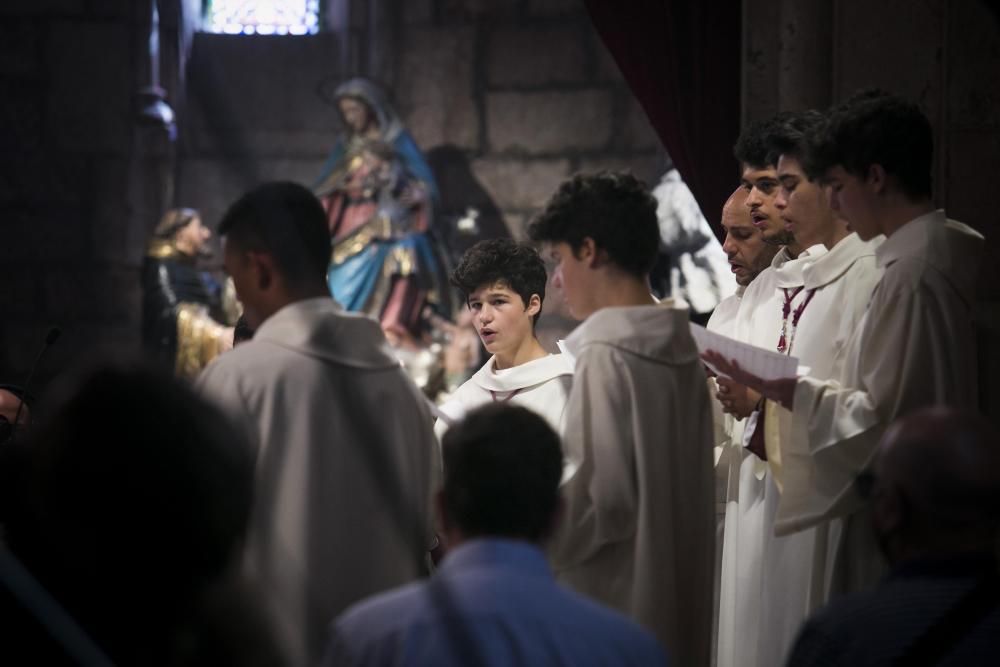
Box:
xmin=434 ymin=239 xmax=572 ymax=439
xmin=196 ymin=182 xmax=439 ymax=666
xmin=325 ymin=404 xmax=667 ymax=666
xmin=529 ymin=171 xmax=714 ymax=667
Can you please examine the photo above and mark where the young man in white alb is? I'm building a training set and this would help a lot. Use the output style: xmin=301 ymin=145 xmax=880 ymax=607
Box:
xmin=714 ymin=115 xmax=817 ymax=667
xmin=434 ymin=238 xmax=572 ymax=439
xmin=530 ymin=171 xmax=714 ymax=667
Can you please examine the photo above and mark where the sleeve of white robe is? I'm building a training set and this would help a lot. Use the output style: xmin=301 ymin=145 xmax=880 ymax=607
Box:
xmin=549 ymin=344 xmax=637 ymax=570
xmin=779 ymin=265 xmax=975 ymax=533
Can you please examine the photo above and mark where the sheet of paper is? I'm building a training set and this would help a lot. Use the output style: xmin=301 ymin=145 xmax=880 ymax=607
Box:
xmin=690 ymin=323 xmax=799 ymax=381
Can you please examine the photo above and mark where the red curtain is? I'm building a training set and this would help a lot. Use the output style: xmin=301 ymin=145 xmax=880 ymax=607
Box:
xmin=585 ymin=0 xmax=742 ymax=232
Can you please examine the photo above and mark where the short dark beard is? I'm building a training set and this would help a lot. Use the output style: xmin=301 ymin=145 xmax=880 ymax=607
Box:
xmin=763 ymin=230 xmax=795 ymax=246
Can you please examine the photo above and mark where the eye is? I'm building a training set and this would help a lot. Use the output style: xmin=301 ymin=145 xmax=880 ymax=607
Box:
xmin=757 ymin=181 xmax=777 ymax=195
xmin=491 ymin=299 xmax=507 ymax=306
xmin=469 ymin=302 xmax=482 ymax=311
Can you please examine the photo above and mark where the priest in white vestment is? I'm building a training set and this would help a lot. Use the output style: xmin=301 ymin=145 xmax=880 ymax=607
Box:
xmin=196 ymin=183 xmax=439 ymax=666
xmin=530 ymin=172 xmax=714 ymax=667
xmin=708 ymin=186 xmax=779 ymax=664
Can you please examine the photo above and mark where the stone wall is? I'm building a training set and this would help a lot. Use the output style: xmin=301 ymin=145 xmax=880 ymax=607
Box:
xmin=0 ymin=0 xmax=155 ymax=389
xmin=177 ymin=0 xmax=667 ymax=244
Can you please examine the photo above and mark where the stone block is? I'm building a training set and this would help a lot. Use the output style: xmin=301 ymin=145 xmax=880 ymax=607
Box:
xmin=0 ymin=80 xmax=43 ymax=152
xmin=742 ymin=0 xmax=782 ymax=123
xmin=487 ymin=90 xmax=613 ymax=153
xmin=41 ymin=321 xmax=141 ymax=381
xmin=0 ymin=152 xmax=91 ymax=208
xmin=947 ymin=0 xmax=1000 ymax=129
xmin=0 ymin=255 xmax=41 ymax=320
xmin=183 ymin=33 xmax=345 ymax=157
xmin=46 ymin=22 xmax=132 ymax=154
xmin=440 ymin=0 xmax=518 ymax=20
xmin=620 ymin=94 xmax=661 ymax=151
xmin=0 ymin=0 xmax=84 ymax=14
xmin=0 ymin=206 xmax=90 ymax=265
xmin=40 ymin=266 xmax=98 ymax=324
xmin=44 ymin=264 xmax=142 ymax=327
xmin=503 ymin=212 xmax=529 ymax=240
xmin=946 ymin=129 xmax=1000 ymax=297
xmin=0 ymin=21 xmax=41 ymax=76
xmin=87 ymin=0 xmax=133 ymax=19
xmin=592 ymin=28 xmax=623 ymax=82
xmin=833 ymin=0 xmax=943 ymax=121
xmin=176 ymin=156 xmax=324 ymax=229
xmin=471 ymin=158 xmax=569 ymax=211
xmin=396 ymin=26 xmax=479 ymax=151
xmin=90 ymin=158 xmax=132 ymax=262
xmin=403 ymin=0 xmax=435 ymax=24
xmin=487 ymin=24 xmax=587 ymax=87
xmin=528 ymin=0 xmax=584 ymax=17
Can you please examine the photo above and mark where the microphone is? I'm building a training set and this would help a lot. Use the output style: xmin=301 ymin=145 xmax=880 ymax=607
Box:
xmin=5 ymin=327 xmax=61 ymax=444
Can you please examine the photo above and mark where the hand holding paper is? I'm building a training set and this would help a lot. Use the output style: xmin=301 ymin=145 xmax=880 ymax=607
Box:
xmin=690 ymin=323 xmax=798 ymax=410
xmin=702 ymin=350 xmax=797 ymax=410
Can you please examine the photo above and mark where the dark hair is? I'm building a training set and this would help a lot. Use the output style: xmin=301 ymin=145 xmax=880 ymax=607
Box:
xmin=2 ymin=363 xmax=254 ymax=661
xmin=528 ymin=171 xmax=660 ymax=278
xmin=450 ymin=239 xmax=547 ymax=325
xmin=441 ymin=404 xmax=562 ymax=542
xmin=763 ymin=109 xmax=826 ymax=168
xmin=233 ymin=314 xmax=255 ymax=345
xmin=733 ymin=111 xmax=798 ymax=170
xmin=218 ymin=182 xmax=330 ymax=288
xmin=805 ymin=89 xmax=933 ymax=199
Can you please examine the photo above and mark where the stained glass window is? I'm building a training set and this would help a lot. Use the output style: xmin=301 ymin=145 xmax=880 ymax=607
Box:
xmin=205 ymin=0 xmax=320 ymax=35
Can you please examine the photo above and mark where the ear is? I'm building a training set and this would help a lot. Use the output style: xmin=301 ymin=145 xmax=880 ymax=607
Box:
xmin=248 ymin=251 xmax=275 ymax=291
xmin=525 ymin=293 xmax=542 ymax=318
xmin=576 ymin=237 xmax=599 ymax=268
xmin=867 ymin=164 xmax=888 ymax=195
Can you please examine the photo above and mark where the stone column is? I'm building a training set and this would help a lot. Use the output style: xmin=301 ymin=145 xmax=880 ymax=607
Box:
xmin=777 ymin=0 xmax=833 ymax=111
xmin=742 ymin=0 xmax=833 ymax=122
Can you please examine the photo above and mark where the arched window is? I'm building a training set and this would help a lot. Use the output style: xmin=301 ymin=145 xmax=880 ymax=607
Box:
xmin=204 ymin=0 xmax=320 ymax=35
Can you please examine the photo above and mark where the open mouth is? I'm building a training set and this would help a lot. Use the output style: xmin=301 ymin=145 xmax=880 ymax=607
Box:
xmin=729 ymin=262 xmax=746 ymax=274
xmin=750 ymin=212 xmax=768 ymax=228
xmin=479 ymin=328 xmax=497 ymax=343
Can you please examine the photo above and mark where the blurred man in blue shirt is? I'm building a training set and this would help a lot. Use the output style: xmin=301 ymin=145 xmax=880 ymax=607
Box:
xmin=323 ymin=404 xmax=667 ymax=667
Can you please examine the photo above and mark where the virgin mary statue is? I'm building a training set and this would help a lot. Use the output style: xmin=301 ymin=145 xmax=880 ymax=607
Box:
xmin=314 ymin=78 xmax=452 ymax=336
